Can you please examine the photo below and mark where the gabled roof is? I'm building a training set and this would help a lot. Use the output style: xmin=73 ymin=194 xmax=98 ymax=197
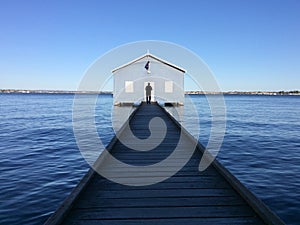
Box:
xmin=111 ymin=53 xmax=186 ymax=73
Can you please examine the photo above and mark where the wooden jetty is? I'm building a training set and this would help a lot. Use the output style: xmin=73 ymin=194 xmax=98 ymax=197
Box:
xmin=45 ymin=102 xmax=285 ymax=225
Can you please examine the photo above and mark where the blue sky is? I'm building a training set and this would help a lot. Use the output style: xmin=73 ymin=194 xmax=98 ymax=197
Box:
xmin=1 ymin=0 xmax=299 ymax=91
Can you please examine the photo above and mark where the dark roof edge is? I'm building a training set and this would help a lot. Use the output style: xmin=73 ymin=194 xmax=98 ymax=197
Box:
xmin=111 ymin=53 xmax=186 ymax=73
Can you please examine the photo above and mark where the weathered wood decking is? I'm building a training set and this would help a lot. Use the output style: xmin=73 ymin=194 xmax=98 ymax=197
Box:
xmin=45 ymin=102 xmax=285 ymax=225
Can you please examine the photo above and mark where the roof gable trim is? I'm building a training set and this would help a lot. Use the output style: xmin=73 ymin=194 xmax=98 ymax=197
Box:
xmin=111 ymin=53 xmax=186 ymax=73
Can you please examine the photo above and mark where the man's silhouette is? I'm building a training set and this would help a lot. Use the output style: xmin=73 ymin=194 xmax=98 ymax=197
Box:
xmin=145 ymin=83 xmax=152 ymax=104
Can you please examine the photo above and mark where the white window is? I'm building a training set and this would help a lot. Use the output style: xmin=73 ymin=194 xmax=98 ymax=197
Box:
xmin=125 ymin=81 xmax=134 ymax=93
xmin=165 ymin=81 xmax=173 ymax=93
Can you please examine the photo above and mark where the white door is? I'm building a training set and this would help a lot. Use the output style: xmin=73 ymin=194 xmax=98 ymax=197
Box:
xmin=144 ymin=82 xmax=155 ymax=102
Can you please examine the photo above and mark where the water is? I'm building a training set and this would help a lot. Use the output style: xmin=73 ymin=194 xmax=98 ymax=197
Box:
xmin=190 ymin=95 xmax=300 ymax=224
xmin=0 ymin=94 xmax=299 ymax=224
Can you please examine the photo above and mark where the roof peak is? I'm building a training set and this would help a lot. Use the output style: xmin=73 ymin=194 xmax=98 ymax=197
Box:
xmin=112 ymin=52 xmax=186 ymax=73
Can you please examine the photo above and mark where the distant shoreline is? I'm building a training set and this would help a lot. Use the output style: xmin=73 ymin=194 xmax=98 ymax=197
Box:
xmin=0 ymin=89 xmax=299 ymax=96
xmin=186 ymin=90 xmax=300 ymax=95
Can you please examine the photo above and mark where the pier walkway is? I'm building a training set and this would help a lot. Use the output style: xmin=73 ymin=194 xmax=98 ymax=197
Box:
xmin=45 ymin=103 xmax=284 ymax=225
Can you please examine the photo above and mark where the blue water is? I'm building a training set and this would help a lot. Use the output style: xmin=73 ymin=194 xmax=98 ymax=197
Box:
xmin=0 ymin=94 xmax=299 ymax=224
xmin=192 ymin=95 xmax=300 ymax=224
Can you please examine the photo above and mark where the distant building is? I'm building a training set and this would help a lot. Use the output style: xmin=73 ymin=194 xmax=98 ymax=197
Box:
xmin=112 ymin=53 xmax=185 ymax=105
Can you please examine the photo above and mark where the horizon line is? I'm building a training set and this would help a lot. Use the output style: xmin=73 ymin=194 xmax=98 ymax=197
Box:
xmin=0 ymin=89 xmax=299 ymax=94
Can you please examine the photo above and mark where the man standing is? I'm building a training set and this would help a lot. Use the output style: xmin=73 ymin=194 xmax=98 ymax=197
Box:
xmin=145 ymin=83 xmax=152 ymax=104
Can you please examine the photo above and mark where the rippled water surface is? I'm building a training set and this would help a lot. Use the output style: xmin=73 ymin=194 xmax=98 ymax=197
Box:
xmin=0 ymin=93 xmax=299 ymax=224
xmin=189 ymin=95 xmax=300 ymax=225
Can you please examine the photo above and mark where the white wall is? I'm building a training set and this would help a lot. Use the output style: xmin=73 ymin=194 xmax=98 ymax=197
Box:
xmin=113 ymin=56 xmax=184 ymax=104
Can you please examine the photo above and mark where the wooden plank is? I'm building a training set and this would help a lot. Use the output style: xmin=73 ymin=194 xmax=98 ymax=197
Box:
xmin=74 ymin=196 xmax=246 ymax=209
xmin=86 ymin=182 xmax=230 ymax=191
xmin=64 ymin=205 xmax=256 ymax=220
xmin=97 ymin=166 xmax=217 ymax=174
xmin=88 ymin=188 xmax=237 ymax=199
xmin=83 ymin=177 xmax=224 ymax=189
xmin=90 ymin=171 xmax=220 ymax=179
xmin=90 ymin=175 xmax=229 ymax=186
xmin=62 ymin=217 xmax=265 ymax=225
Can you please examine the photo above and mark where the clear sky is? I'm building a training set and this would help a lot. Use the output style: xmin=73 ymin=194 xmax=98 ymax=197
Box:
xmin=1 ymin=0 xmax=299 ymax=91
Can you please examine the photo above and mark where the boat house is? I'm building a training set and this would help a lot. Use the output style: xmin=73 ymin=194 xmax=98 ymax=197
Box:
xmin=112 ymin=53 xmax=185 ymax=105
